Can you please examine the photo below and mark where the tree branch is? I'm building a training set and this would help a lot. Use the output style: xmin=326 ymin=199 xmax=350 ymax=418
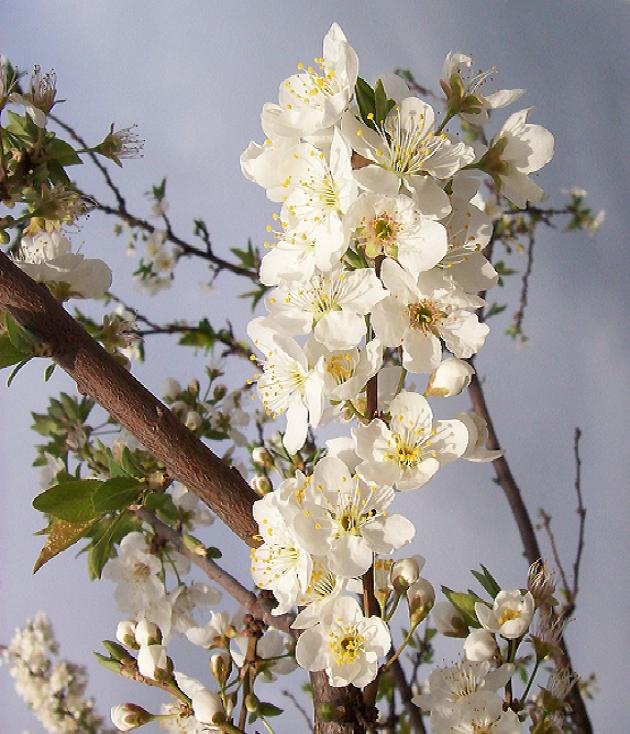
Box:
xmin=136 ymin=508 xmax=293 ymax=633
xmin=0 ymin=251 xmax=259 ymax=544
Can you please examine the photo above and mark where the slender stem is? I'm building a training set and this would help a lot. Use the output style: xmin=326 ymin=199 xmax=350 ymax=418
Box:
xmin=522 ymin=658 xmax=541 ymax=703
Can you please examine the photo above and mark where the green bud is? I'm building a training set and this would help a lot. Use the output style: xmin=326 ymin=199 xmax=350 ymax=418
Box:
xmin=245 ymin=693 xmax=260 ymax=713
xmin=93 ymin=652 xmax=122 ymax=674
xmin=102 ymin=640 xmax=135 ymax=664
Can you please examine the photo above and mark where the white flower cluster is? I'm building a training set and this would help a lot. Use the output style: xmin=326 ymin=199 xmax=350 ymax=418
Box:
xmin=241 ymin=23 xmax=554 ymax=691
xmin=2 ymin=613 xmax=107 ymax=733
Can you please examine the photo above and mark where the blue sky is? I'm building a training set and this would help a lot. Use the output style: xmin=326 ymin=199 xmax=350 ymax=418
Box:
xmin=1 ymin=2 xmax=629 ymax=731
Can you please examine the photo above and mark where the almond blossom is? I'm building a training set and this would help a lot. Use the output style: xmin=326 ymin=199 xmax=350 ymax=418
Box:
xmin=353 ymin=391 xmax=468 ymax=490
xmin=342 ymin=97 xmax=474 ymax=217
xmin=372 ymin=258 xmax=488 ymax=373
xmin=292 ymin=456 xmax=415 ymax=577
xmin=295 ymin=596 xmax=390 ymax=687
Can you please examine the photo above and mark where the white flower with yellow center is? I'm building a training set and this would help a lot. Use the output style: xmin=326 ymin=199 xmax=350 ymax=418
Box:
xmin=295 ymin=596 xmax=390 ymax=688
xmin=103 ymin=532 xmax=165 ymax=615
xmin=250 ymin=492 xmax=312 ymax=615
xmin=353 ymin=391 xmax=468 ymax=491
xmin=17 ymin=231 xmax=112 ymax=299
xmin=306 ymin=337 xmax=382 ymax=405
xmin=444 ymin=691 xmax=522 ymax=734
xmin=413 ymin=660 xmax=513 ymax=719
xmin=261 ymin=23 xmax=358 ymax=139
xmin=345 ymin=192 xmax=448 ymax=278
xmin=474 ymin=590 xmax=535 ymax=639
xmin=342 ymin=97 xmax=474 ymax=218
xmin=265 ymin=267 xmax=387 ymax=351
xmin=293 ymin=456 xmax=415 ymax=577
xmin=291 ymin=558 xmax=347 ymax=630
xmin=248 ymin=318 xmax=325 ymax=454
xmin=372 ymin=258 xmax=488 ymax=373
xmin=480 ymin=108 xmax=554 ymax=208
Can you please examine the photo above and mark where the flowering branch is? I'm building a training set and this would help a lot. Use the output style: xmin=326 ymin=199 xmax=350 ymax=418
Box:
xmin=0 ymin=251 xmax=260 ymax=544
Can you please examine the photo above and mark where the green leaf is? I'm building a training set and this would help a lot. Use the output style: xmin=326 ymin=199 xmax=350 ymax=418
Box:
xmin=355 ymin=77 xmax=376 ymax=127
xmin=87 ymin=511 xmax=137 ymax=579
xmin=44 ymin=363 xmax=56 ymax=381
xmin=471 ymin=565 xmax=502 ymax=598
xmin=7 ymin=358 xmax=31 ymax=386
xmin=5 ymin=313 xmax=36 ymax=353
xmin=45 ymin=136 xmax=82 ymax=166
xmin=485 ymin=302 xmax=507 ymax=319
xmin=33 ymin=477 xmax=142 ymax=523
xmin=259 ymin=702 xmax=283 ymax=717
xmin=0 ymin=336 xmax=27 ymax=369
xmin=441 ymin=586 xmax=482 ymax=628
xmin=33 ymin=516 xmax=97 ymax=573
xmin=374 ymin=79 xmax=395 ymax=126
xmin=144 ymin=492 xmax=180 ymax=523
xmin=5 ymin=110 xmax=36 ymax=141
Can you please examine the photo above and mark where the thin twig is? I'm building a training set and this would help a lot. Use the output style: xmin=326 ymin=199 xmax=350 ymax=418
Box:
xmin=537 ymin=509 xmax=571 ymax=595
xmin=571 ymin=427 xmax=586 ymax=602
xmin=136 ymin=508 xmax=294 ymax=634
xmin=282 ymin=690 xmax=313 ymax=731
xmin=512 ymin=231 xmax=535 ymax=338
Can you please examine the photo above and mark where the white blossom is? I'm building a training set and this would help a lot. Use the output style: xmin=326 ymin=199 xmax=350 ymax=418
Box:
xmin=475 ymin=590 xmax=535 ymax=639
xmin=372 ymin=259 xmax=488 ymax=373
xmin=353 ymin=391 xmax=468 ymax=491
xmin=295 ymin=596 xmax=390 ymax=687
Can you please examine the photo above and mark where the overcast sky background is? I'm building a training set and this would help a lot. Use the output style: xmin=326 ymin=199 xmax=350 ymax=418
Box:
xmin=1 ymin=2 xmax=629 ymax=731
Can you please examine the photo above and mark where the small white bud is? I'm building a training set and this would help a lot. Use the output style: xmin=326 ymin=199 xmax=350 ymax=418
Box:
xmin=390 ymin=555 xmax=425 ymax=593
xmin=432 ymin=601 xmax=469 ymax=638
xmin=407 ymin=577 xmax=435 ymax=624
xmin=111 ymin=703 xmax=153 ymax=730
xmin=137 ymin=644 xmax=167 ymax=679
xmin=425 ymin=358 xmax=474 ymax=397
xmin=464 ymin=628 xmax=497 ymax=661
xmin=115 ymin=620 xmax=138 ymax=648
xmin=134 ymin=619 xmax=161 ymax=647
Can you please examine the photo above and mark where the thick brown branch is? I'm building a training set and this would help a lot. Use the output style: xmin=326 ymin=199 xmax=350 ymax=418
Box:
xmin=0 ymin=251 xmax=259 ymax=544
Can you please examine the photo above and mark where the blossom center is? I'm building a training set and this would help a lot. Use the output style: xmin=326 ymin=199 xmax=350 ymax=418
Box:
xmin=328 ymin=627 xmax=365 ymax=665
xmin=497 ymin=608 xmax=522 ymax=625
xmin=326 ymin=354 xmax=353 ymax=383
xmin=408 ymin=300 xmax=445 ymax=334
xmin=361 ymin=213 xmax=400 ymax=258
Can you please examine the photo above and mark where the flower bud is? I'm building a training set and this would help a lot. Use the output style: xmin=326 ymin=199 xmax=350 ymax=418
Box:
xmin=188 ymin=378 xmax=200 ymax=396
xmin=425 ymin=358 xmax=474 ymax=397
xmin=213 ymin=383 xmax=228 ymax=400
xmin=390 ymin=556 xmax=425 ymax=593
xmin=185 ymin=410 xmax=202 ymax=431
xmin=245 ymin=693 xmax=260 ymax=713
xmin=252 ymin=446 xmax=273 ymax=468
xmin=251 ymin=475 xmax=272 ymax=496
xmin=137 ymin=644 xmax=167 ymax=679
xmin=134 ymin=620 xmax=162 ymax=647
xmin=210 ymin=650 xmax=232 ymax=685
xmin=116 ymin=620 xmax=138 ymax=649
xmin=110 ymin=703 xmax=153 ymax=731
xmin=102 ymin=640 xmax=135 ymax=664
xmin=432 ymin=601 xmax=469 ymax=638
xmin=182 ymin=533 xmax=210 ymax=557
xmin=464 ymin=628 xmax=497 ymax=661
xmin=161 ymin=378 xmax=181 ymax=402
xmin=193 ymin=690 xmax=226 ymax=725
xmin=407 ymin=577 xmax=435 ymax=624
